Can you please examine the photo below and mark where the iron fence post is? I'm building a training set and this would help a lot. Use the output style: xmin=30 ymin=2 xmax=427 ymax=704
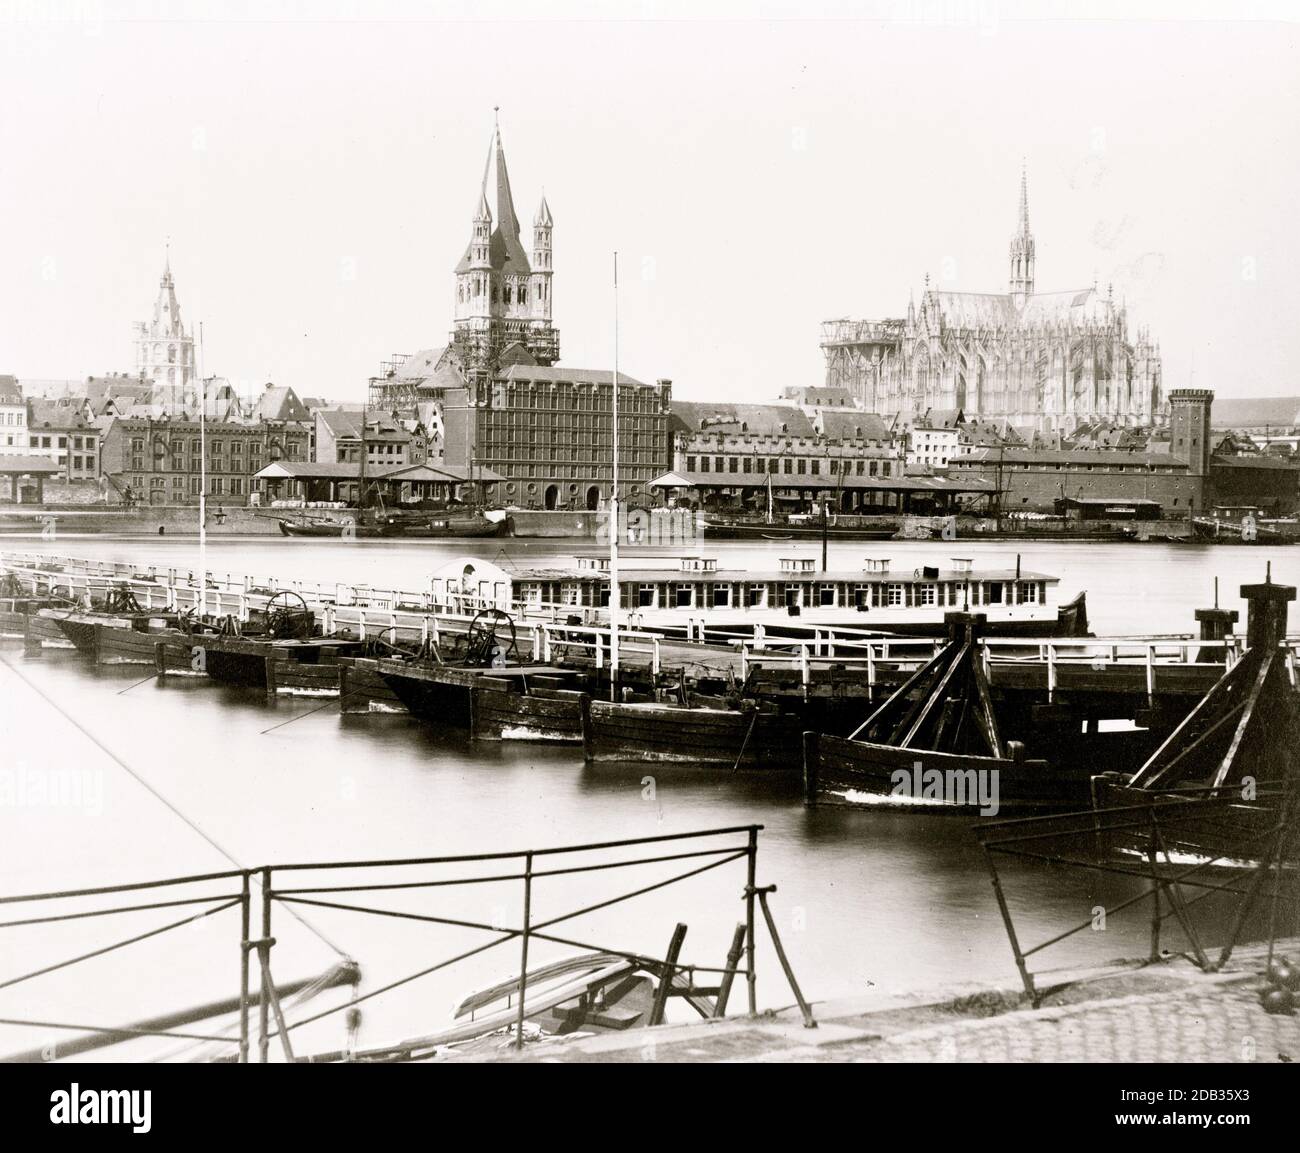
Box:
xmin=238 ymin=872 xmax=251 ymax=1064
xmin=515 ymin=851 xmax=533 ymax=1049
xmin=745 ymin=827 xmax=758 ymax=1015
xmin=982 ymin=843 xmax=1036 ymax=1003
xmin=259 ymin=866 xmax=272 ymax=1063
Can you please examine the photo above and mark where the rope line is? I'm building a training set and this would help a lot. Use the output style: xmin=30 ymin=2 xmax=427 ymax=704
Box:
xmin=0 ymin=653 xmax=350 ymax=959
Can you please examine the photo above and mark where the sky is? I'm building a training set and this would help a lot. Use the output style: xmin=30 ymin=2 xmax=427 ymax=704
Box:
xmin=1 ymin=2 xmax=1297 ymax=406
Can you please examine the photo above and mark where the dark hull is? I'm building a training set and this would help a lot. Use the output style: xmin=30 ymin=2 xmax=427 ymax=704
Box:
xmin=375 ymin=664 xmax=476 ymax=728
xmin=1090 ymin=775 xmax=1295 ymax=866
xmin=805 ymin=732 xmax=1085 ymax=812
xmin=581 ymin=699 xmax=802 ymax=767
xmin=278 ymin=519 xmax=389 ymax=539
xmin=278 ymin=514 xmax=507 ymax=539
xmin=95 ymin=622 xmax=190 ymax=665
xmin=703 ymin=520 xmax=897 ymax=541
xmin=25 ymin=612 xmax=79 ymax=650
xmin=338 ymin=660 xmax=408 ymax=714
xmin=0 ymin=596 xmax=63 ymax=638
xmin=391 ymin=516 xmax=507 ymax=539
xmin=470 ymin=682 xmax=585 ymax=742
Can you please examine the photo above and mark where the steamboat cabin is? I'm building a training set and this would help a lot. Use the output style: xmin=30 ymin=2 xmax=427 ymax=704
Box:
xmin=428 ymin=556 xmax=1088 ymax=638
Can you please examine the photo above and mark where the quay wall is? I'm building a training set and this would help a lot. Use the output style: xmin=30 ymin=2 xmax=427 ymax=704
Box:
xmin=0 ymin=506 xmax=604 ymax=539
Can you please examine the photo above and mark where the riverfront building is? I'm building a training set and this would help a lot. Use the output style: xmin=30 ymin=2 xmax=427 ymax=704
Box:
xmin=948 ymin=390 xmax=1300 ymax=515
xmin=100 ymin=415 xmax=310 ymax=506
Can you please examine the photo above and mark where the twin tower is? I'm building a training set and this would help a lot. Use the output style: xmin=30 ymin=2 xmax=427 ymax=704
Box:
xmin=451 ymin=114 xmax=559 ymax=372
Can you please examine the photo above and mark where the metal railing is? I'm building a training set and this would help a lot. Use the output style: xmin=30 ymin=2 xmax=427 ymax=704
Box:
xmin=975 ymin=788 xmax=1299 ymax=1006
xmin=0 ymin=825 xmax=814 ymax=1063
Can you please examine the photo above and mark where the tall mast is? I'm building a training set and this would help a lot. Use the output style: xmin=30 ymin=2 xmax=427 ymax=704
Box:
xmin=359 ymin=394 xmax=368 ymax=511
xmin=198 ymin=321 xmax=207 ymax=619
xmin=609 ymin=252 xmax=620 ymax=696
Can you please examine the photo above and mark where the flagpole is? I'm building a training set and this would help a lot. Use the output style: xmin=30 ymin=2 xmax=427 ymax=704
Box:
xmin=609 ymin=252 xmax=620 ymax=699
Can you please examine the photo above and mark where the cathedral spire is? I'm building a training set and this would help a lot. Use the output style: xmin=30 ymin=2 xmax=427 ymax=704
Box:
xmin=1009 ymin=163 xmax=1035 ymax=300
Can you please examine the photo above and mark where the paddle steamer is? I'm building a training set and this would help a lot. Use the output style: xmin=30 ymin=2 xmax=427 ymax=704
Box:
xmin=427 ymin=554 xmax=1088 ymax=639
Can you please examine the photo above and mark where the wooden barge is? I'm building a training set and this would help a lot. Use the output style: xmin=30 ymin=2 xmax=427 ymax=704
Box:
xmin=580 ymin=697 xmax=802 ymax=767
xmin=1090 ymin=575 xmax=1300 ymax=865
xmin=802 ymin=613 xmax=1097 ymax=812
xmin=349 ymin=656 xmax=588 ymax=741
xmin=155 ymin=633 xmax=367 ymax=695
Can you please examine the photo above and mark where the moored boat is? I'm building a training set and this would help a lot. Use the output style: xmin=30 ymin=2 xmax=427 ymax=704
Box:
xmin=428 ymin=553 xmax=1090 ymax=640
xmin=580 ymin=696 xmax=802 ymax=767
xmin=802 ymin=613 xmax=1094 ymax=812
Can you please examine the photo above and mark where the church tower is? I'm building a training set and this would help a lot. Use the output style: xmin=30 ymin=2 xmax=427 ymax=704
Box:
xmin=531 ymin=194 xmax=553 ymax=326
xmin=1009 ymin=166 xmax=1035 ymax=302
xmin=451 ymin=112 xmax=559 ymax=374
xmin=133 ymin=249 xmax=196 ymax=404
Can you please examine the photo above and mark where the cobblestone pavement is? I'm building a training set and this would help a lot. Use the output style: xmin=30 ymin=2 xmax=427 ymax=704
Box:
xmin=824 ymin=984 xmax=1297 ymax=1064
xmin=478 ymin=946 xmax=1300 ymax=1063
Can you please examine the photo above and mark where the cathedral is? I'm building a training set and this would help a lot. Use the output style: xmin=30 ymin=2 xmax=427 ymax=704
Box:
xmin=820 ymin=171 xmax=1163 ymax=432
xmin=133 ymin=251 xmax=197 ymax=403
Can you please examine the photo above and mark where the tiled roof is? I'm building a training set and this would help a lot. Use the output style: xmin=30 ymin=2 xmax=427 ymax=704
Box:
xmin=252 ymin=385 xmax=311 ymax=422
xmin=502 ymin=366 xmax=648 ymax=387
xmin=316 ymin=408 xmax=362 ymax=436
xmin=957 ymin=446 xmax=1187 ymax=468
xmin=394 ymin=347 xmax=450 ymax=380
xmin=926 ymin=287 xmax=1109 ymax=331
xmin=27 ymin=400 xmax=95 ymax=431
xmin=0 ymin=375 xmax=22 ymax=403
xmin=670 ymin=401 xmax=814 ymax=438
xmin=817 ymin=410 xmax=893 ymax=442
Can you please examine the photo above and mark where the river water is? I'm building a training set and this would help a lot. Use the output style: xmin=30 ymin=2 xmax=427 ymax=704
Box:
xmin=0 ymin=534 xmax=1294 ymax=1060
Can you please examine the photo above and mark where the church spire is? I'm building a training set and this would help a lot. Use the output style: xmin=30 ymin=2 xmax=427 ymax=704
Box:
xmin=451 ymin=110 xmax=559 ymax=370
xmin=1009 ymin=162 xmax=1035 ymax=300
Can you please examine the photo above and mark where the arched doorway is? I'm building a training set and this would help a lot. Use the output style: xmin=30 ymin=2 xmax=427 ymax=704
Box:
xmin=585 ymin=485 xmax=601 ymax=511
xmin=544 ymin=484 xmax=559 ymax=511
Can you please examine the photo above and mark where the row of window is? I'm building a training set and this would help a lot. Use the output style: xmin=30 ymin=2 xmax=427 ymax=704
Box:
xmin=519 ymin=579 xmax=1045 ymax=611
xmin=27 ymin=435 xmax=95 ymax=449
xmin=130 ymin=437 xmax=304 ymax=454
xmin=129 ymin=476 xmax=257 ymax=495
xmin=128 ymin=456 xmax=288 ymax=472
xmin=685 ymin=455 xmax=895 ymax=477
xmin=485 ymin=387 xmax=662 ymax=412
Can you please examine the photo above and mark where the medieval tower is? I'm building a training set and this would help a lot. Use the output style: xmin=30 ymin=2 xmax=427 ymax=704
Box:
xmin=133 ymin=250 xmax=196 ymax=401
xmin=451 ymin=113 xmax=559 ymax=377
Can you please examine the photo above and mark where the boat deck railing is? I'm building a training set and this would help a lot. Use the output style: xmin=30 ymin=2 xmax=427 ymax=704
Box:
xmin=0 ymin=825 xmax=817 ymax=1063
xmin=0 ymin=553 xmax=672 ymax=674
xmin=736 ymin=630 xmax=1300 ymax=695
xmin=7 ymin=552 xmax=1300 ymax=694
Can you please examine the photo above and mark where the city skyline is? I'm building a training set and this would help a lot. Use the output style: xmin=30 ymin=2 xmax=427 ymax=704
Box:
xmin=2 ymin=8 xmax=1297 ymax=405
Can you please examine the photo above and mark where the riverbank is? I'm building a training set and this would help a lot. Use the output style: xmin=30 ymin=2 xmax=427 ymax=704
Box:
xmin=467 ymin=937 xmax=1300 ymax=1062
xmin=0 ymin=505 xmax=1262 ymax=544
xmin=0 ymin=506 xmax=606 ymax=538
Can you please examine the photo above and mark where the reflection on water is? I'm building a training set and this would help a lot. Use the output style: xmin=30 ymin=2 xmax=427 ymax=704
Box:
xmin=0 ymin=536 xmax=1293 ymax=1059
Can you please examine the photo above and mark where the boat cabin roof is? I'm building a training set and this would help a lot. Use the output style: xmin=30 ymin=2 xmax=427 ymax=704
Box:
xmin=513 ymin=560 xmax=1055 ymax=584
